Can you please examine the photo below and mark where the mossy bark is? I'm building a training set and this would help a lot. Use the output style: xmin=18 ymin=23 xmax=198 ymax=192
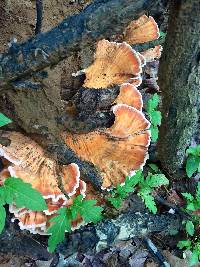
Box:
xmin=157 ymin=0 xmax=200 ymax=176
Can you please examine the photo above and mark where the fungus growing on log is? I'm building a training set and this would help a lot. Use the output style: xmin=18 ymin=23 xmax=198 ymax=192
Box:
xmin=83 ymin=39 xmax=142 ymax=88
xmin=141 ymin=45 xmax=162 ymax=62
xmin=124 ymin=15 xmax=159 ymax=45
xmin=114 ymin=83 xmax=143 ymax=111
xmin=0 ymin=17 xmax=163 ymax=234
xmin=64 ymin=104 xmax=150 ymax=189
xmin=0 ymin=132 xmax=89 ymax=233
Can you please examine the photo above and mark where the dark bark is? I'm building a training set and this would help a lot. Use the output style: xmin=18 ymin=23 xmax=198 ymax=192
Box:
xmin=157 ymin=0 xmax=200 ymax=175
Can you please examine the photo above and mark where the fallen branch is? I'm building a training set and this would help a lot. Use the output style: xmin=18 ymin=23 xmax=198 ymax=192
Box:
xmin=0 ymin=0 xmax=158 ymax=87
xmin=57 ymin=211 xmax=182 ymax=257
xmin=0 ymin=209 xmax=182 ymax=259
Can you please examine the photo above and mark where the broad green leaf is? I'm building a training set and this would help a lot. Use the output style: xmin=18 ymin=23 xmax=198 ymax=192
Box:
xmin=186 ymin=155 xmax=199 ymax=178
xmin=186 ymin=202 xmax=196 ymax=211
xmin=72 ymin=195 xmax=103 ymax=224
xmin=146 ymin=174 xmax=169 ymax=188
xmin=181 ymin=192 xmax=194 ymax=202
xmin=0 ymin=205 xmax=6 ymax=234
xmin=150 ymin=110 xmax=162 ymax=126
xmin=3 ymin=177 xmax=47 ymax=211
xmin=148 ymin=164 xmax=159 ymax=173
xmin=150 ymin=125 xmax=159 ymax=142
xmin=47 ymin=208 xmax=72 ymax=252
xmin=0 ymin=187 xmax=6 ymax=205
xmin=108 ymin=197 xmax=123 ymax=209
xmin=0 ymin=113 xmax=12 ymax=127
xmin=147 ymin=94 xmax=159 ymax=113
xmin=189 ymin=249 xmax=199 ymax=266
xmin=186 ymin=220 xmax=194 ymax=236
xmin=139 ymin=189 xmax=157 ymax=214
xmin=186 ymin=145 xmax=200 ymax=157
xmin=177 ymin=240 xmax=192 ymax=249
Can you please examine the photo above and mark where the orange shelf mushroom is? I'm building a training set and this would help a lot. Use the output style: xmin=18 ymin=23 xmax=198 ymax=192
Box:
xmin=141 ymin=45 xmax=162 ymax=62
xmin=63 ymin=104 xmax=150 ymax=189
xmin=0 ymin=132 xmax=89 ymax=234
xmin=114 ymin=83 xmax=143 ymax=111
xmin=83 ymin=39 xmax=142 ymax=88
xmin=124 ymin=15 xmax=160 ymax=45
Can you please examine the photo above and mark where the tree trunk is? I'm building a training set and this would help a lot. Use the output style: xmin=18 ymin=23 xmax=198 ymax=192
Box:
xmin=157 ymin=0 xmax=200 ymax=176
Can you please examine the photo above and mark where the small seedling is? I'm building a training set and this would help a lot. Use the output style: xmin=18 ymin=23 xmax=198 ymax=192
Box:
xmin=146 ymin=94 xmax=162 ymax=142
xmin=108 ymin=170 xmax=169 ymax=214
xmin=47 ymin=195 xmax=103 ymax=252
xmin=177 ymin=182 xmax=200 ymax=266
xmin=186 ymin=145 xmax=200 ymax=178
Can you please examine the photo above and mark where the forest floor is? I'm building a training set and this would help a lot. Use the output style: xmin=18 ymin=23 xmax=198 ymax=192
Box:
xmin=0 ymin=0 xmax=199 ymax=267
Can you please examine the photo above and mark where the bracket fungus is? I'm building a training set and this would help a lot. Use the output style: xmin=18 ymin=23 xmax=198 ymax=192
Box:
xmin=0 ymin=132 xmax=87 ymax=234
xmin=83 ymin=39 xmax=142 ymax=89
xmin=141 ymin=45 xmax=163 ymax=63
xmin=0 ymin=15 xmax=162 ymax=235
xmin=124 ymin=15 xmax=160 ymax=45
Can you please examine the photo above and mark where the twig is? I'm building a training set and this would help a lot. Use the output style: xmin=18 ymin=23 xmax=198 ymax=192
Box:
xmin=35 ymin=0 xmax=43 ymax=35
xmin=143 ymin=237 xmax=170 ymax=267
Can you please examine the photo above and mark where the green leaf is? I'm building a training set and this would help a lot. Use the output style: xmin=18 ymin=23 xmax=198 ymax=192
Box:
xmin=186 ymin=145 xmax=200 ymax=157
xmin=72 ymin=195 xmax=103 ymax=224
xmin=186 ymin=202 xmax=196 ymax=211
xmin=177 ymin=240 xmax=192 ymax=249
xmin=189 ymin=249 xmax=199 ymax=266
xmin=198 ymin=162 xmax=200 ymax=173
xmin=108 ymin=197 xmax=123 ymax=209
xmin=181 ymin=192 xmax=194 ymax=202
xmin=139 ymin=189 xmax=157 ymax=214
xmin=47 ymin=207 xmax=72 ymax=252
xmin=186 ymin=155 xmax=199 ymax=178
xmin=150 ymin=125 xmax=159 ymax=142
xmin=186 ymin=220 xmax=195 ymax=236
xmin=150 ymin=110 xmax=162 ymax=126
xmin=116 ymin=184 xmax=129 ymax=198
xmin=148 ymin=163 xmax=159 ymax=173
xmin=159 ymin=31 xmax=166 ymax=39
xmin=146 ymin=174 xmax=169 ymax=188
xmin=147 ymin=94 xmax=159 ymax=113
xmin=126 ymin=170 xmax=143 ymax=187
xmin=196 ymin=183 xmax=200 ymax=200
xmin=0 ymin=113 xmax=12 ymax=127
xmin=0 ymin=205 xmax=6 ymax=234
xmin=0 ymin=187 xmax=6 ymax=205
xmin=3 ymin=177 xmax=47 ymax=211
